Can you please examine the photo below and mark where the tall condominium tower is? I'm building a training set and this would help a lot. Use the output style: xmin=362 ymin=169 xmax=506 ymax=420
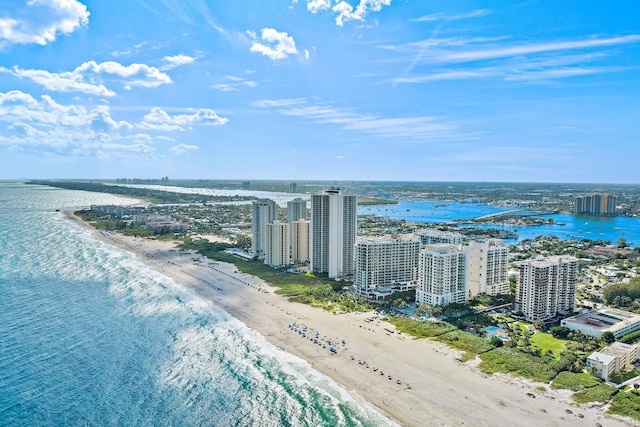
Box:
xmin=265 ymin=220 xmax=290 ymax=267
xmin=574 ymin=194 xmax=617 ymax=216
xmin=354 ymin=236 xmax=420 ymax=299
xmin=468 ymin=239 xmax=510 ymax=297
xmin=516 ymin=256 xmax=578 ymax=321
xmin=251 ymin=198 xmax=277 ymax=259
xmin=310 ymin=189 xmax=357 ymax=279
xmin=416 ymin=244 xmax=468 ymax=307
xmin=287 ymin=198 xmax=307 ymax=227
xmin=417 ymin=229 xmax=464 ymax=246
xmin=291 ymin=219 xmax=310 ymax=263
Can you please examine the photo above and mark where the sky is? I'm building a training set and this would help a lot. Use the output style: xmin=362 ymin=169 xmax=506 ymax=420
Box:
xmin=0 ymin=0 xmax=639 ymax=183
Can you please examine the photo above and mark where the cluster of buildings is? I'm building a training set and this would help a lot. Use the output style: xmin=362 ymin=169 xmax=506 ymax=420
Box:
xmin=90 ymin=205 xmax=188 ymax=232
xmin=574 ymin=193 xmax=617 ymax=216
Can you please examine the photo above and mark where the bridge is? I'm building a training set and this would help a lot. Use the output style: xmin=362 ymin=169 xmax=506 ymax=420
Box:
xmin=471 ymin=208 xmax=558 ymax=221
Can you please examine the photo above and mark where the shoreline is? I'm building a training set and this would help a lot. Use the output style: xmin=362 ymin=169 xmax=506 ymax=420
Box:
xmin=64 ymin=212 xmax=632 ymax=427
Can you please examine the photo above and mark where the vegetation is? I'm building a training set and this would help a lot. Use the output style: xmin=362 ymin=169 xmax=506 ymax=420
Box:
xmin=571 ymin=383 xmax=618 ymax=403
xmin=529 ymin=332 xmax=569 ymax=358
xmin=478 ymin=347 xmax=563 ymax=382
xmin=608 ymin=389 xmax=640 ymax=421
xmin=550 ymin=372 xmax=600 ymax=391
xmin=386 ymin=317 xmax=457 ymax=338
xmin=620 ymin=329 xmax=640 ymax=344
xmin=436 ymin=330 xmax=496 ymax=361
xmin=603 ymin=277 xmax=640 ymax=311
xmin=357 ymin=197 xmax=398 ymax=206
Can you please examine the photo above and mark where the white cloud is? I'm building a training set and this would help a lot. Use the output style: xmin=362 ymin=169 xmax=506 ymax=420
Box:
xmin=170 ymin=143 xmax=198 ymax=155
xmin=0 ymin=0 xmax=89 ymax=46
xmin=332 ymin=0 xmax=391 ymax=26
xmin=0 ymin=90 xmax=156 ymax=158
xmin=411 ymin=9 xmax=492 ymax=23
xmin=0 ymin=60 xmax=172 ymax=96
xmin=254 ymin=98 xmax=465 ymax=141
xmin=249 ymin=28 xmax=298 ymax=60
xmin=139 ymin=107 xmax=228 ymax=131
xmin=211 ymin=75 xmax=258 ymax=92
xmin=161 ymin=54 xmax=196 ymax=70
xmin=307 ymin=0 xmax=331 ymax=13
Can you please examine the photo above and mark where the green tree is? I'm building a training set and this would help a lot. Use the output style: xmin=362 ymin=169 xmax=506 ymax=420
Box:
xmin=601 ymin=331 xmax=616 ymax=344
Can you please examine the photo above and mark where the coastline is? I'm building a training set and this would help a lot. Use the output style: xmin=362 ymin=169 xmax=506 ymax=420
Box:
xmin=64 ymin=212 xmax=632 ymax=427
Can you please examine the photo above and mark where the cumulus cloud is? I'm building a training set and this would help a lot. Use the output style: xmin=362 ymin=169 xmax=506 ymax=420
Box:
xmin=249 ymin=28 xmax=298 ymax=60
xmin=0 ymin=0 xmax=89 ymax=46
xmin=0 ymin=90 xmax=155 ymax=158
xmin=139 ymin=107 xmax=228 ymax=131
xmin=170 ymin=143 xmax=198 ymax=155
xmin=0 ymin=60 xmax=171 ymax=96
xmin=306 ymin=0 xmax=391 ymax=26
xmin=161 ymin=54 xmax=196 ymax=70
xmin=307 ymin=0 xmax=331 ymax=13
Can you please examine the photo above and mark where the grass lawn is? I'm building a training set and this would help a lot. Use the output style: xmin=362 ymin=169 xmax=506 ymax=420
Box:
xmin=610 ymin=370 xmax=640 ymax=385
xmin=530 ymin=332 xmax=568 ymax=358
xmin=608 ymin=389 xmax=640 ymax=421
xmin=572 ymin=383 xmax=618 ymax=403
xmin=551 ymin=372 xmax=600 ymax=391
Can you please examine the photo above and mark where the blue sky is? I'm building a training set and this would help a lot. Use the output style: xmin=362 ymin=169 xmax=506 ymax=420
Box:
xmin=1 ymin=0 xmax=639 ymax=183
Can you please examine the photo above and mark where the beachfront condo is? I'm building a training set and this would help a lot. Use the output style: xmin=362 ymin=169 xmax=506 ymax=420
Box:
xmin=310 ymin=188 xmax=357 ymax=279
xmin=468 ymin=239 xmax=510 ymax=297
xmin=252 ymin=199 xmax=277 ymax=259
xmin=515 ymin=255 xmax=578 ymax=321
xmin=416 ymin=244 xmax=469 ymax=306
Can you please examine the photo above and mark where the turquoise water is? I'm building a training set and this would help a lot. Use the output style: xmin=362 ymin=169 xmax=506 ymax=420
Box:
xmin=0 ymin=182 xmax=394 ymax=427
xmin=360 ymin=200 xmax=640 ymax=245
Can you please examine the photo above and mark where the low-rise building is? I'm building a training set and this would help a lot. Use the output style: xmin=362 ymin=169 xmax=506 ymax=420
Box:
xmin=562 ymin=307 xmax=640 ymax=338
xmin=587 ymin=342 xmax=640 ymax=381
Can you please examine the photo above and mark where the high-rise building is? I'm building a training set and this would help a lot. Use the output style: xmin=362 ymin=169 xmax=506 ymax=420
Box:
xmin=265 ymin=220 xmax=290 ymax=267
xmin=354 ymin=236 xmax=420 ymax=299
xmin=515 ymin=256 xmax=578 ymax=321
xmin=574 ymin=194 xmax=617 ymax=216
xmin=287 ymin=198 xmax=307 ymax=227
xmin=310 ymin=188 xmax=357 ymax=279
xmin=416 ymin=244 xmax=468 ymax=306
xmin=291 ymin=219 xmax=310 ymax=263
xmin=290 ymin=182 xmax=297 ymax=193
xmin=468 ymin=239 xmax=510 ymax=297
xmin=417 ymin=229 xmax=464 ymax=246
xmin=252 ymin=199 xmax=277 ymax=259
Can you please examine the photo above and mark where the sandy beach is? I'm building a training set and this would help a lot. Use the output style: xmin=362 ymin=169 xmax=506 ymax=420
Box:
xmin=66 ymin=213 xmax=633 ymax=427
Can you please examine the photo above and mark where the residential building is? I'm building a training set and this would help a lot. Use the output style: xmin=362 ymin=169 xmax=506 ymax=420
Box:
xmin=287 ymin=198 xmax=307 ymax=227
xmin=562 ymin=307 xmax=640 ymax=338
xmin=587 ymin=342 xmax=640 ymax=381
xmin=574 ymin=194 xmax=617 ymax=216
xmin=291 ymin=219 xmax=310 ymax=263
xmin=416 ymin=244 xmax=468 ymax=307
xmin=354 ymin=236 xmax=420 ymax=299
xmin=252 ymin=198 xmax=277 ymax=259
xmin=265 ymin=220 xmax=290 ymax=267
xmin=417 ymin=229 xmax=464 ymax=246
xmin=515 ymin=256 xmax=578 ymax=321
xmin=310 ymin=188 xmax=357 ymax=279
xmin=468 ymin=239 xmax=510 ymax=297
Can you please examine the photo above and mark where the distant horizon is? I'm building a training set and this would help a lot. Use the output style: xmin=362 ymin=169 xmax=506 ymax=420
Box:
xmin=15 ymin=178 xmax=640 ymax=187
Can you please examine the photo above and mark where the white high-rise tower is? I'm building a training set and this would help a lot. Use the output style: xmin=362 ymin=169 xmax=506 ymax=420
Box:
xmin=468 ymin=239 xmax=510 ymax=297
xmin=252 ymin=199 xmax=277 ymax=259
xmin=310 ymin=189 xmax=357 ymax=279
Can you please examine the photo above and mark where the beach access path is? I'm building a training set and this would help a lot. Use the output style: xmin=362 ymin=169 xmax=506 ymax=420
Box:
xmin=65 ymin=212 xmax=632 ymax=427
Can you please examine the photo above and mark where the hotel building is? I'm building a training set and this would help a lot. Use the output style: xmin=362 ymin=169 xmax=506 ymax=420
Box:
xmin=354 ymin=236 xmax=420 ymax=299
xmin=468 ymin=239 xmax=510 ymax=297
xmin=252 ymin=198 xmax=277 ymax=259
xmin=515 ymin=256 xmax=578 ymax=321
xmin=310 ymin=189 xmax=357 ymax=279
xmin=416 ymin=244 xmax=468 ymax=307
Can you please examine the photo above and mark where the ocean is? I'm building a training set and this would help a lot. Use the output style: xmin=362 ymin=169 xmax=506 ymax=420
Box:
xmin=0 ymin=182 xmax=394 ymax=427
